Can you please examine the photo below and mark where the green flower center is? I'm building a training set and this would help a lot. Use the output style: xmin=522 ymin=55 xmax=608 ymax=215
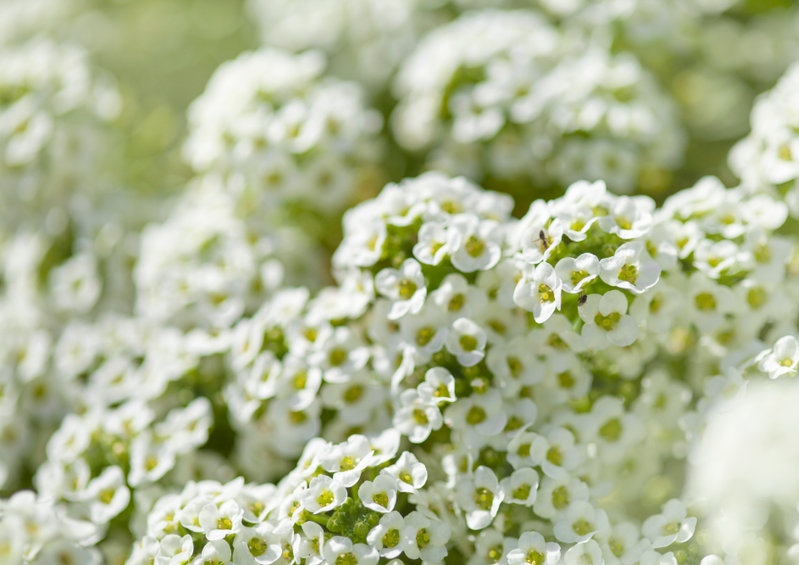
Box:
xmin=292 ymin=371 xmax=307 ymax=390
xmin=594 ymin=311 xmax=621 ymax=331
xmin=248 ymin=538 xmax=268 ymax=557
xmin=571 ymin=270 xmax=589 ymax=287
xmin=343 ymin=385 xmax=364 ymax=403
xmin=460 ymin=334 xmax=479 ymax=352
xmin=383 ymin=528 xmax=400 ymax=548
xmin=317 ymin=490 xmax=334 ymax=507
xmin=99 ymin=488 xmax=115 ymax=505
xmin=336 ymin=552 xmax=358 ymax=565
xmin=526 ymin=550 xmax=545 ymax=565
xmin=552 ymin=486 xmax=570 ymax=509
xmin=413 ymin=408 xmax=429 ymax=425
xmin=557 ymin=371 xmax=575 ymax=389
xmin=599 ymin=418 xmax=622 ymax=442
xmin=448 ymin=294 xmax=465 ymax=312
xmin=398 ymin=279 xmax=418 ymax=300
xmin=474 ymin=487 xmax=494 ymax=511
xmin=217 ymin=517 xmax=232 ymax=531
xmin=695 ymin=292 xmax=716 ymax=311
xmin=573 ymin=518 xmax=594 ymax=536
xmin=465 ymin=236 xmax=486 ymax=258
xmin=538 ymin=284 xmax=555 ymax=303
xmin=747 ymin=287 xmax=767 ymax=309
xmin=372 ymin=492 xmax=389 ymax=508
xmin=416 ymin=327 xmax=435 ymax=346
xmin=466 ymin=405 xmax=487 ymax=425
xmin=417 ymin=528 xmax=431 ymax=548
xmin=513 ymin=484 xmax=532 ymax=501
xmin=546 ymin=446 xmax=563 ymax=466
xmin=618 ymin=264 xmax=638 ymax=284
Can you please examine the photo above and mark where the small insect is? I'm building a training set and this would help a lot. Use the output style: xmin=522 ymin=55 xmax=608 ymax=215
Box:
xmin=538 ymin=229 xmax=549 ymax=250
xmin=578 ymin=293 xmax=587 ymax=306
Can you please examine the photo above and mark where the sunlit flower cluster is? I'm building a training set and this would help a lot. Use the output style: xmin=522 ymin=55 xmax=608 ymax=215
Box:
xmin=4 ymin=1 xmax=799 ymax=565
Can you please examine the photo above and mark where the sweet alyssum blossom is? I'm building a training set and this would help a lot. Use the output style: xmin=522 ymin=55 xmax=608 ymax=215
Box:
xmin=578 ymin=290 xmax=638 ymax=348
xmin=375 ymin=258 xmax=427 ymax=320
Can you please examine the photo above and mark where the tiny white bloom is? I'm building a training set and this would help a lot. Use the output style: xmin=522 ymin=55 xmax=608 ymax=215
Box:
xmin=375 ymin=258 xmax=427 ymax=320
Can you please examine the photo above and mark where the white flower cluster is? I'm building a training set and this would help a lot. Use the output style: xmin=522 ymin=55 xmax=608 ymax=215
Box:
xmin=35 ymin=398 xmax=212 ymax=528
xmin=0 ymin=0 xmax=78 ymax=46
xmin=0 ymin=38 xmax=121 ymax=233
xmin=196 ymin=171 xmax=793 ymax=564
xmin=730 ymin=59 xmax=799 ymax=217
xmin=0 ymin=491 xmax=102 ymax=565
xmin=134 ymin=175 xmax=324 ymax=331
xmin=688 ymin=335 xmax=799 ymax=563
xmin=393 ymin=12 xmax=684 ymax=193
xmin=245 ymin=0 xmax=427 ymax=91
xmin=184 ymin=47 xmax=383 ymax=220
xmin=6 ymin=2 xmax=799 ymax=565
xmin=129 ymin=432 xmax=446 ymax=565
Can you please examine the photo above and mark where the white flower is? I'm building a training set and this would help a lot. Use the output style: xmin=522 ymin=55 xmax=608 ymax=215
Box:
xmin=429 ymin=273 xmax=488 ymax=320
xmin=198 ymin=499 xmax=244 ymax=541
xmin=561 ymin=539 xmax=605 ymax=565
xmin=578 ymin=290 xmax=638 ymax=348
xmin=555 ymin=253 xmax=599 ymax=294
xmin=642 ymin=499 xmax=696 ymax=548
xmin=384 ymin=452 xmax=428 ymax=493
xmin=399 ymin=305 xmax=449 ymax=361
xmin=692 ymin=239 xmax=743 ymax=279
xmin=513 ymin=262 xmax=563 ymax=323
xmin=156 ymin=534 xmax=194 ymax=565
xmin=192 ymin=539 xmax=232 ymax=564
xmin=322 ymin=536 xmax=378 ymax=565
xmin=598 ymin=241 xmax=661 ymax=294
xmin=447 ymin=215 xmax=503 ymax=272
xmin=506 ymin=531 xmax=560 ymax=565
xmin=401 ymin=509 xmax=451 ymax=562
xmin=366 ymin=511 xmax=406 ymax=558
xmin=513 ymin=201 xmax=562 ymax=264
xmin=445 ymin=317 xmax=487 ymax=366
xmin=455 ymin=466 xmax=505 ymax=530
xmin=756 ymin=335 xmax=799 ymax=378
xmin=487 ymin=335 xmax=544 ymax=395
xmin=156 ymin=398 xmax=213 ymax=455
xmin=417 ymin=367 xmax=457 ymax=405
xmin=598 ymin=194 xmax=655 ymax=239
xmin=530 ymin=427 xmax=583 ymax=480
xmin=81 ymin=465 xmax=130 ymax=525
xmin=128 ymin=434 xmax=176 ymax=487
xmin=413 ymin=221 xmax=452 ymax=266
xmin=534 ymin=476 xmax=590 ymax=520
xmin=295 ymin=521 xmax=325 ymax=564
xmin=375 ymin=258 xmax=427 ymax=320
xmin=316 ymin=434 xmax=375 ymax=487
xmin=600 ymin=521 xmax=647 ymax=565
xmin=683 ymin=273 xmax=736 ymax=333
xmin=358 ymin=473 xmax=398 ymax=513
xmin=500 ymin=466 xmax=539 ymax=506
xmin=300 ymin=475 xmax=347 ymax=514
xmin=553 ymin=500 xmax=609 ymax=543
xmin=445 ymin=389 xmax=507 ymax=446
xmin=394 ymin=388 xmax=443 ymax=444
xmin=48 ymin=253 xmax=102 ymax=314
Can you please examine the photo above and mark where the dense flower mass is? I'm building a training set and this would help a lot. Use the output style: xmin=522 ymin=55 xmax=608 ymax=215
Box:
xmin=392 ymin=12 xmax=684 ymax=193
xmin=5 ymin=2 xmax=799 ymax=565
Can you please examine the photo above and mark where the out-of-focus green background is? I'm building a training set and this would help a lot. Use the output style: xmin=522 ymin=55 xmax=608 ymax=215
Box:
xmin=66 ymin=0 xmax=257 ymax=195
